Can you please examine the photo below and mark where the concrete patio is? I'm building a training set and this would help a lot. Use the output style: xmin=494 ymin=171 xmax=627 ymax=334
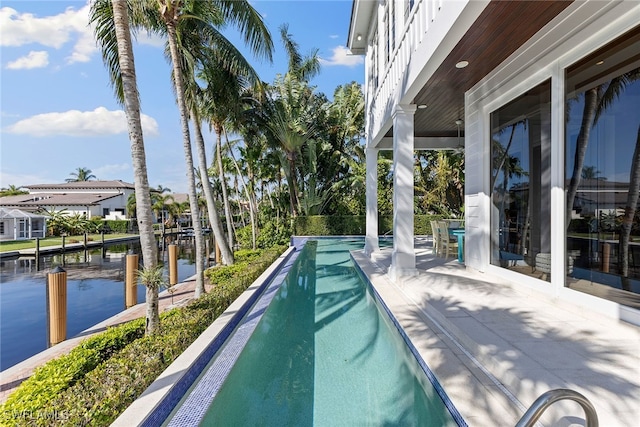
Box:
xmin=352 ymin=237 xmax=640 ymax=426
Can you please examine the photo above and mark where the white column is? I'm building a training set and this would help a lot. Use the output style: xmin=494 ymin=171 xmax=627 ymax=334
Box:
xmin=364 ymin=147 xmax=380 ymax=256
xmin=389 ymin=104 xmax=417 ymax=280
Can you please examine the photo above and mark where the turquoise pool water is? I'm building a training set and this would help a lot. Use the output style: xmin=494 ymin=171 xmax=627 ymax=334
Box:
xmin=169 ymin=238 xmax=463 ymax=426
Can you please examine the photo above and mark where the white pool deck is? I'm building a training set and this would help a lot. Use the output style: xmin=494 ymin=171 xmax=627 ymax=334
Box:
xmin=353 ymin=238 xmax=640 ymax=426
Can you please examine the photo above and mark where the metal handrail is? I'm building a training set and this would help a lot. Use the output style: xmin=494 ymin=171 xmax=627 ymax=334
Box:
xmin=516 ymin=388 xmax=598 ymax=427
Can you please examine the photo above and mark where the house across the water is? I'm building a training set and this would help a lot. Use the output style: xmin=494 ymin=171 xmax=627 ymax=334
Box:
xmin=0 ymin=181 xmax=136 ymax=241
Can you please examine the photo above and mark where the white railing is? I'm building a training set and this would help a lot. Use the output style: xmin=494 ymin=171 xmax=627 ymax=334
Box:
xmin=367 ymin=0 xmax=443 ymax=143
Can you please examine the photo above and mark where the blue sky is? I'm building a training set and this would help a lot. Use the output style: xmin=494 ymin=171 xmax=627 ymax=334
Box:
xmin=0 ymin=0 xmax=364 ymax=193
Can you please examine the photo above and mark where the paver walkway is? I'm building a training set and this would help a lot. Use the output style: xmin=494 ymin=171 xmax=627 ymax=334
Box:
xmin=353 ymin=237 xmax=640 ymax=426
xmin=0 ymin=276 xmax=211 ymax=403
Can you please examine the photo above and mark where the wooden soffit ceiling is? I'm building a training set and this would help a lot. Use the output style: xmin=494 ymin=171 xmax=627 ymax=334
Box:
xmin=403 ymin=0 xmax=574 ymax=139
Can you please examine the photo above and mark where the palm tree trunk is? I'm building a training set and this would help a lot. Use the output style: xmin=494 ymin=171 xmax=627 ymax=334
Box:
xmin=228 ymin=141 xmax=258 ymax=249
xmin=287 ymin=155 xmax=301 ymax=217
xmin=192 ymin=109 xmax=235 ymax=264
xmin=215 ymin=126 xmax=235 ymax=251
xmin=566 ymin=87 xmax=599 ymax=228
xmin=166 ymin=20 xmax=205 ymax=297
xmin=618 ymin=125 xmax=640 ymax=279
xmin=112 ymin=0 xmax=159 ymax=334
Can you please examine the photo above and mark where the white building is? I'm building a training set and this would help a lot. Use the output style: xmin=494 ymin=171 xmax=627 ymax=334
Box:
xmin=0 ymin=180 xmax=135 ymax=220
xmin=348 ymin=0 xmax=640 ymax=325
xmin=0 ymin=208 xmax=47 ymax=241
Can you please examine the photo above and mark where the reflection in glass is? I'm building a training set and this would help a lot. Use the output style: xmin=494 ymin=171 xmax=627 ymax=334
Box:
xmin=565 ymin=27 xmax=640 ymax=308
xmin=490 ymin=80 xmax=551 ymax=281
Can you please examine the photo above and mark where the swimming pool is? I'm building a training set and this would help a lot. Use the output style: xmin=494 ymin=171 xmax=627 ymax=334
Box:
xmin=151 ymin=238 xmax=466 ymax=426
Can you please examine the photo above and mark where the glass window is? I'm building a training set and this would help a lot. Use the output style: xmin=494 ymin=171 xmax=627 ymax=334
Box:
xmin=0 ymin=221 xmax=5 ymax=234
xmin=490 ymin=80 xmax=552 ymax=281
xmin=565 ymin=27 xmax=640 ymax=308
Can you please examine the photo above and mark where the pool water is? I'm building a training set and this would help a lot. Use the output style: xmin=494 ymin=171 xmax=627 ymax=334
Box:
xmin=170 ymin=239 xmax=463 ymax=426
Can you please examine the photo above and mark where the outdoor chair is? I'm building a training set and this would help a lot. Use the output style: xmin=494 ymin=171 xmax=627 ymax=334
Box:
xmin=430 ymin=220 xmax=441 ymax=255
xmin=437 ymin=221 xmax=458 ymax=259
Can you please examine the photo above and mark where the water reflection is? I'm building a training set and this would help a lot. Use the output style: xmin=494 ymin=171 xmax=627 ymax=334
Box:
xmin=0 ymin=236 xmax=197 ymax=371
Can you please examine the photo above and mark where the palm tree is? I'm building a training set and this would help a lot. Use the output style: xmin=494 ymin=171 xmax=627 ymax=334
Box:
xmin=619 ymin=125 xmax=640 ymax=280
xmin=90 ymin=0 xmax=159 ymax=334
xmin=134 ymin=0 xmax=272 ymax=295
xmin=192 ymin=108 xmax=235 ymax=264
xmin=66 ymin=167 xmax=97 ymax=182
xmin=0 ymin=185 xmax=28 ymax=196
xmin=581 ymin=165 xmax=605 ymax=180
xmin=155 ymin=184 xmax=172 ymax=193
xmin=197 ymin=58 xmax=248 ymax=255
xmin=152 ymin=193 xmax=175 ymax=226
xmin=565 ymin=69 xmax=639 ymax=278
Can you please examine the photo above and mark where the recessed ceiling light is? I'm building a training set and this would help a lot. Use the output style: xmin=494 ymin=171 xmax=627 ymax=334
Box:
xmin=596 ymin=60 xmax=604 ymax=65
xmin=417 ymin=104 xmax=428 ymax=109
xmin=356 ymin=34 xmax=363 ymax=41
xmin=455 ymin=60 xmax=469 ymax=69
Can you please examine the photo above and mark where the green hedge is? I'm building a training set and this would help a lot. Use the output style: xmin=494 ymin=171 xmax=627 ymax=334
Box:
xmin=292 ymin=215 xmax=449 ymax=236
xmin=103 ymin=220 xmax=130 ymax=234
xmin=0 ymin=245 xmax=287 ymax=427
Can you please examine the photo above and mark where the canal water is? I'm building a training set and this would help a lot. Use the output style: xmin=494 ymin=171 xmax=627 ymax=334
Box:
xmin=0 ymin=237 xmax=197 ymax=371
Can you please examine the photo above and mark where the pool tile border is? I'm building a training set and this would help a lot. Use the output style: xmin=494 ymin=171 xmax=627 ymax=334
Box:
xmin=165 ymin=247 xmax=302 ymax=426
xmin=111 ymin=246 xmax=298 ymax=427
xmin=350 ymin=252 xmax=469 ymax=427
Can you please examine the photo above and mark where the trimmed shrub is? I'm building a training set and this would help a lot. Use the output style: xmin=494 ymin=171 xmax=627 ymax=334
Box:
xmin=0 ymin=319 xmax=145 ymax=426
xmin=103 ymin=220 xmax=129 ymax=234
xmin=0 ymin=245 xmax=286 ymax=427
xmin=293 ymin=215 xmax=446 ymax=236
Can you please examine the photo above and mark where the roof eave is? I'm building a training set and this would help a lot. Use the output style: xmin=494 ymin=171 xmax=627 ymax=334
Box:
xmin=347 ymin=0 xmax=375 ymax=54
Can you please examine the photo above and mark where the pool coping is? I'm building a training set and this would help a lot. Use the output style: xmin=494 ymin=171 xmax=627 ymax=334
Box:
xmin=111 ymin=246 xmax=297 ymax=427
xmin=113 ymin=237 xmax=467 ymax=426
xmin=350 ymin=251 xmax=468 ymax=427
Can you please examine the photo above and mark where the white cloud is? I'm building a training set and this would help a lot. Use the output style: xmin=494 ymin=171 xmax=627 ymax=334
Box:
xmin=6 ymin=50 xmax=49 ymax=70
xmin=93 ymin=163 xmax=131 ymax=180
xmin=4 ymin=107 xmax=159 ymax=137
xmin=0 ymin=4 xmax=97 ymax=65
xmin=329 ymin=34 xmax=339 ymax=39
xmin=135 ymin=31 xmax=166 ymax=48
xmin=0 ymin=170 xmax=52 ymax=189
xmin=1 ymin=111 xmax=20 ymax=118
xmin=319 ymin=45 xmax=363 ymax=67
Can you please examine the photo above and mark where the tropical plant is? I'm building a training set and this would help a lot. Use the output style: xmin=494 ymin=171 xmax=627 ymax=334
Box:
xmin=0 ymin=184 xmax=28 ymax=196
xmin=66 ymin=167 xmax=97 ymax=182
xmin=38 ymin=208 xmax=69 ymax=236
xmin=137 ymin=265 xmax=167 ymax=329
xmin=152 ymin=193 xmax=175 ymax=226
xmin=90 ymin=0 xmax=160 ymax=334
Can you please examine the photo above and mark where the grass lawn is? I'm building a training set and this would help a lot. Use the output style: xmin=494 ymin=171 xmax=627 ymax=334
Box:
xmin=0 ymin=234 xmax=134 ymax=252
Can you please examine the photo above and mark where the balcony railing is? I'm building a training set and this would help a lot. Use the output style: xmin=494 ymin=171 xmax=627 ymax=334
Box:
xmin=368 ymin=0 xmax=443 ymax=142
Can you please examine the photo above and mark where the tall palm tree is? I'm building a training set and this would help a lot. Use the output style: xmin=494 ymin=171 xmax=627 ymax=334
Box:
xmin=198 ymin=61 xmax=247 ymax=254
xmin=192 ymin=106 xmax=234 ymax=264
xmin=66 ymin=167 xmax=97 ymax=182
xmin=139 ymin=0 xmax=272 ymax=293
xmin=90 ymin=0 xmax=159 ymax=334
